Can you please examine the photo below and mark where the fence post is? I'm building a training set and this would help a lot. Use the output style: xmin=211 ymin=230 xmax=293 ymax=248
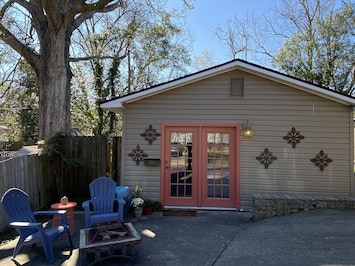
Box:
xmin=111 ymin=137 xmax=122 ymax=184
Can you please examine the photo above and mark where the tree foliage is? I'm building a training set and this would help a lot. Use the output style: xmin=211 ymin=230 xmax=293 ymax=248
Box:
xmin=0 ymin=0 xmax=193 ymax=140
xmin=70 ymin=1 xmax=192 ymax=136
xmin=0 ymin=0 xmax=124 ymax=140
xmin=17 ymin=61 xmax=39 ymax=143
xmin=0 ymin=58 xmax=38 ymax=143
xmin=272 ymin=0 xmax=355 ymax=95
xmin=214 ymin=0 xmax=354 ymax=95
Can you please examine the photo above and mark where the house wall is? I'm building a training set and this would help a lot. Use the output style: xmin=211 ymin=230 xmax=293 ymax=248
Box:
xmin=121 ymin=70 xmax=353 ymax=210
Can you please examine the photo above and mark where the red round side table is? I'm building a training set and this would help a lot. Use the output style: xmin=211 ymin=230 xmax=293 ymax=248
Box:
xmin=51 ymin=201 xmax=77 ymax=235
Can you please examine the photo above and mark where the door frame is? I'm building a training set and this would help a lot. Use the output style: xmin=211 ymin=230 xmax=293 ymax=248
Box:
xmin=160 ymin=123 xmax=240 ymax=209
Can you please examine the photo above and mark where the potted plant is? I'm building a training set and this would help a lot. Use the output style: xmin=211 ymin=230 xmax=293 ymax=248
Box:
xmin=143 ymin=199 xmax=154 ymax=215
xmin=153 ymin=201 xmax=162 ymax=212
xmin=131 ymin=186 xmax=144 ymax=218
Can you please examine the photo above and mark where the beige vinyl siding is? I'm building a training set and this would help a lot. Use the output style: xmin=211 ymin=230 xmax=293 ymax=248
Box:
xmin=121 ymin=70 xmax=353 ymax=210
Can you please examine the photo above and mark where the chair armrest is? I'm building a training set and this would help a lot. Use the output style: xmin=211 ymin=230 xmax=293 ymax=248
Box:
xmin=11 ymin=221 xmax=48 ymax=244
xmin=82 ymin=200 xmax=91 ymax=211
xmin=115 ymin=197 xmax=126 ymax=206
xmin=114 ymin=198 xmax=125 ymax=222
xmin=82 ymin=200 xmax=93 ymax=228
xmin=34 ymin=210 xmax=67 ymax=216
xmin=10 ymin=221 xmax=42 ymax=228
xmin=34 ymin=210 xmax=68 ymax=225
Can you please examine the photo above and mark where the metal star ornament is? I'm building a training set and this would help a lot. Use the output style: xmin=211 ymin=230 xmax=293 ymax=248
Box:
xmin=141 ymin=124 xmax=161 ymax=145
xmin=256 ymin=148 xmax=277 ymax=169
xmin=283 ymin=127 xmax=305 ymax=148
xmin=128 ymin=145 xmax=148 ymax=165
xmin=310 ymin=150 xmax=333 ymax=171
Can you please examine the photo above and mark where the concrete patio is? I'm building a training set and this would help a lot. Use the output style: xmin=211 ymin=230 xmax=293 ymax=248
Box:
xmin=0 ymin=210 xmax=252 ymax=265
xmin=2 ymin=209 xmax=355 ymax=265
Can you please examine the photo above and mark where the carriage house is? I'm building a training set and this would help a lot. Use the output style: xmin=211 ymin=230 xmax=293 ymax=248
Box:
xmin=101 ymin=59 xmax=355 ymax=211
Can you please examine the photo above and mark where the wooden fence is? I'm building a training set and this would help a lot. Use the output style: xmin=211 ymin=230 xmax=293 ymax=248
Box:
xmin=0 ymin=136 xmax=122 ymax=232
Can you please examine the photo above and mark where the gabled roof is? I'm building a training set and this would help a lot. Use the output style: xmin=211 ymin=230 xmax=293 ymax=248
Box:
xmin=101 ymin=59 xmax=355 ymax=113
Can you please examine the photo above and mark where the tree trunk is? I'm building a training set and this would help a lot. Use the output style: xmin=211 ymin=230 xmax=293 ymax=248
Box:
xmin=37 ymin=29 xmax=72 ymax=140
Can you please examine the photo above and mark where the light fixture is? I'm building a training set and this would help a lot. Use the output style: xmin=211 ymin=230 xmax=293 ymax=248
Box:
xmin=242 ymin=120 xmax=253 ymax=137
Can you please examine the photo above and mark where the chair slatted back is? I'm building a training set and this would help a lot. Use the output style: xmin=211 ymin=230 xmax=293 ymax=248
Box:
xmin=1 ymin=188 xmax=38 ymax=238
xmin=89 ymin=177 xmax=116 ymax=215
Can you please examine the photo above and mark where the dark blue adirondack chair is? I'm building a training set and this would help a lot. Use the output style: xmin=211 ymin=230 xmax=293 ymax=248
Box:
xmin=82 ymin=176 xmax=125 ymax=228
xmin=1 ymin=188 xmax=73 ymax=264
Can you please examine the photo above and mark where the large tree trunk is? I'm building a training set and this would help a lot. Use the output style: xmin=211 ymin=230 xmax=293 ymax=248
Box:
xmin=37 ymin=29 xmax=72 ymax=140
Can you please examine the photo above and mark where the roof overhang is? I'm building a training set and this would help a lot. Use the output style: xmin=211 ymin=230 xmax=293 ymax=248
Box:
xmin=101 ymin=60 xmax=355 ymax=113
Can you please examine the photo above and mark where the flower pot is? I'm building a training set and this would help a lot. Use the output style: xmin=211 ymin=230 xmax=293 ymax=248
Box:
xmin=133 ymin=207 xmax=143 ymax=218
xmin=143 ymin=207 xmax=153 ymax=215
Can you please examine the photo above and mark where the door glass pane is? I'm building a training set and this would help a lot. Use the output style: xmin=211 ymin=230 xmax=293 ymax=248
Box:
xmin=170 ymin=132 xmax=192 ymax=197
xmin=207 ymin=132 xmax=230 ymax=198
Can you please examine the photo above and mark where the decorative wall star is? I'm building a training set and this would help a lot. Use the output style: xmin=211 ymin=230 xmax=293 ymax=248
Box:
xmin=256 ymin=148 xmax=277 ymax=169
xmin=310 ymin=150 xmax=333 ymax=171
xmin=141 ymin=124 xmax=161 ymax=145
xmin=128 ymin=145 xmax=148 ymax=166
xmin=283 ymin=127 xmax=305 ymax=148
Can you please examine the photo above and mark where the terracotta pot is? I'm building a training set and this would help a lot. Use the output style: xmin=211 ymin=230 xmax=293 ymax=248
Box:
xmin=143 ymin=207 xmax=153 ymax=215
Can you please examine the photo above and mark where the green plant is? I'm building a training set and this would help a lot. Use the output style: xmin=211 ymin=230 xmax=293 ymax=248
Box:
xmin=153 ymin=201 xmax=162 ymax=212
xmin=42 ymin=132 xmax=82 ymax=198
xmin=143 ymin=199 xmax=154 ymax=208
xmin=143 ymin=200 xmax=162 ymax=212
xmin=134 ymin=185 xmax=142 ymax=198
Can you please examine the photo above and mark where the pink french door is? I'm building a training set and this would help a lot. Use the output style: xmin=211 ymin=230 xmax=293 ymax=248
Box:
xmin=161 ymin=124 xmax=240 ymax=209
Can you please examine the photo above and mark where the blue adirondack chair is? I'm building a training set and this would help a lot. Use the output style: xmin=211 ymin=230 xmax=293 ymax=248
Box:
xmin=1 ymin=188 xmax=73 ymax=264
xmin=82 ymin=176 xmax=125 ymax=228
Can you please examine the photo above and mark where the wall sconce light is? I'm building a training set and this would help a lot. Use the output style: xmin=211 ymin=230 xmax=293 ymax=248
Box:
xmin=242 ymin=120 xmax=253 ymax=137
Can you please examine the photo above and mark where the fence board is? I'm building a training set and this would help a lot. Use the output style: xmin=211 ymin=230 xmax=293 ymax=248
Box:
xmin=0 ymin=154 xmax=50 ymax=232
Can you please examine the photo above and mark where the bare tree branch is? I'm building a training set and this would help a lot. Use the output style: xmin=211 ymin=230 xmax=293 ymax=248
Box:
xmin=70 ymin=54 xmax=126 ymax=62
xmin=71 ymin=2 xmax=118 ymax=32
xmin=0 ymin=23 xmax=39 ymax=69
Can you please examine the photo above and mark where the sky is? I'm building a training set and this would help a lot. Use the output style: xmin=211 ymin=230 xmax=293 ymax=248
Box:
xmin=169 ymin=0 xmax=273 ymax=66
xmin=172 ymin=0 xmax=345 ymax=69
